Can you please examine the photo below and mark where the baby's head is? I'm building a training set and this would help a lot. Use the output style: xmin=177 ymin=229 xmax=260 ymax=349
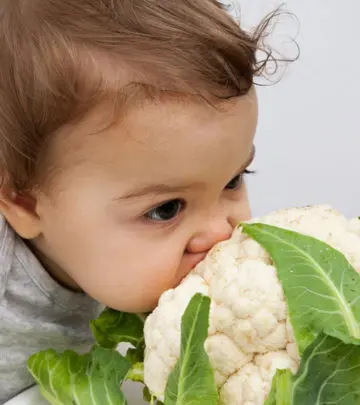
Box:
xmin=0 ymin=0 xmax=276 ymax=312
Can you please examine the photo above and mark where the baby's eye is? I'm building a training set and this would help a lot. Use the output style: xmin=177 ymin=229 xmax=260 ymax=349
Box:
xmin=145 ymin=199 xmax=185 ymax=222
xmin=225 ymin=174 xmax=243 ymax=190
xmin=225 ymin=170 xmax=254 ymax=190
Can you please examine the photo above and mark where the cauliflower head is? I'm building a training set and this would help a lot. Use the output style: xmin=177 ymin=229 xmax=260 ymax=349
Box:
xmin=143 ymin=205 xmax=360 ymax=405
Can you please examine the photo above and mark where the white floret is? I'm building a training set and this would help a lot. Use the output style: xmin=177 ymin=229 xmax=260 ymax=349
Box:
xmin=144 ymin=205 xmax=360 ymax=405
xmin=219 ymin=351 xmax=297 ymax=405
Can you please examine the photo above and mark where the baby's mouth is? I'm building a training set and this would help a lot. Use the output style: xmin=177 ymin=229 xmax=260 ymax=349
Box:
xmin=177 ymin=251 xmax=209 ymax=281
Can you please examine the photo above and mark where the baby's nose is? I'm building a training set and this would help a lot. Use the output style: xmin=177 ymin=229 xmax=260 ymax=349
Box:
xmin=186 ymin=219 xmax=233 ymax=254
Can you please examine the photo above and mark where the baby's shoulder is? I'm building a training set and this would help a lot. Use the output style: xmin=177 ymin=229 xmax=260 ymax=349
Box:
xmin=0 ymin=215 xmax=16 ymax=297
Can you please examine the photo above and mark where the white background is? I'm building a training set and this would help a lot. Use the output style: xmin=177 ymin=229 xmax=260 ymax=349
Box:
xmin=243 ymin=0 xmax=360 ymax=218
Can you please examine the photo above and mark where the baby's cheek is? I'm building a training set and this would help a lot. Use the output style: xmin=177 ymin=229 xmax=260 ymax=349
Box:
xmin=101 ymin=250 xmax=182 ymax=312
xmin=145 ymin=257 xmax=181 ymax=291
xmin=142 ymin=253 xmax=183 ymax=297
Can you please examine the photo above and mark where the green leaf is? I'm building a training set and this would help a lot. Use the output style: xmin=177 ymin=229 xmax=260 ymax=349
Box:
xmin=125 ymin=339 xmax=145 ymax=365
xmin=164 ymin=293 xmax=218 ymax=405
xmin=127 ymin=362 xmax=144 ymax=383
xmin=143 ymin=386 xmax=164 ymax=405
xmin=90 ymin=308 xmax=145 ymax=349
xmin=27 ymin=346 xmax=131 ymax=405
xmin=143 ymin=386 xmax=152 ymax=403
xmin=265 ymin=333 xmax=360 ymax=405
xmin=264 ymin=369 xmax=292 ymax=405
xmin=242 ymin=223 xmax=360 ymax=352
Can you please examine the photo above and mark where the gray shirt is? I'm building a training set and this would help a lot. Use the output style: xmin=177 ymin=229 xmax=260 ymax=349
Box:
xmin=0 ymin=216 xmax=104 ymax=403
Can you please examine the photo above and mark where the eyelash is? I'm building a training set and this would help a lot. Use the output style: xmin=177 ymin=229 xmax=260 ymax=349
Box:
xmin=144 ymin=169 xmax=255 ymax=223
xmin=224 ymin=169 xmax=255 ymax=191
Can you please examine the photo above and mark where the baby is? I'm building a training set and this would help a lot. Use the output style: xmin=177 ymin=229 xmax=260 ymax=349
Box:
xmin=0 ymin=0 xmax=284 ymax=402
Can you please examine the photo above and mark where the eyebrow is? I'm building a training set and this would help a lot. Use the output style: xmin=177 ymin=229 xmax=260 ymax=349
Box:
xmin=116 ymin=183 xmax=193 ymax=201
xmin=116 ymin=145 xmax=256 ymax=201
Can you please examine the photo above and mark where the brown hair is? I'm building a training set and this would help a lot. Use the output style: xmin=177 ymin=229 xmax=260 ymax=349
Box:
xmin=0 ymin=0 xmax=293 ymax=192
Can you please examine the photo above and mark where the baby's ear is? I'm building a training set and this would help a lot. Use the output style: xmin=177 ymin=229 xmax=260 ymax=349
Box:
xmin=0 ymin=184 xmax=41 ymax=239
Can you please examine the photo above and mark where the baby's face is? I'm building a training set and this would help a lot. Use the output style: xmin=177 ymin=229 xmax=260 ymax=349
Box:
xmin=33 ymin=91 xmax=258 ymax=312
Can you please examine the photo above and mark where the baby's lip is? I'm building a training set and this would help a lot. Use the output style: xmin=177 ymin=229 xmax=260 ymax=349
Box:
xmin=184 ymin=251 xmax=209 ymax=272
xmin=174 ymin=251 xmax=210 ymax=287
xmin=190 ymin=252 xmax=208 ymax=268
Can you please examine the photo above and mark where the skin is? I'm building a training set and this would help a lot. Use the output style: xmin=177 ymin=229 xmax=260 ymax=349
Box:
xmin=0 ymin=90 xmax=258 ymax=313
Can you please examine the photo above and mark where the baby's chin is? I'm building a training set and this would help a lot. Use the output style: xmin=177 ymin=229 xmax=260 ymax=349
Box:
xmin=100 ymin=288 xmax=168 ymax=314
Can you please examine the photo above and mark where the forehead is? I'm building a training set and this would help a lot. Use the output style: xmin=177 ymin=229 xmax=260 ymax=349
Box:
xmin=49 ymin=91 xmax=258 ymax=188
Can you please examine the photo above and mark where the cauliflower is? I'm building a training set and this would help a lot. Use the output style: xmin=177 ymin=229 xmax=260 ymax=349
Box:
xmin=143 ymin=205 xmax=360 ymax=405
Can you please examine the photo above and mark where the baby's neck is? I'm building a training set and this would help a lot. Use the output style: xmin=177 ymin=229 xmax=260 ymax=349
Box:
xmin=25 ymin=239 xmax=82 ymax=293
